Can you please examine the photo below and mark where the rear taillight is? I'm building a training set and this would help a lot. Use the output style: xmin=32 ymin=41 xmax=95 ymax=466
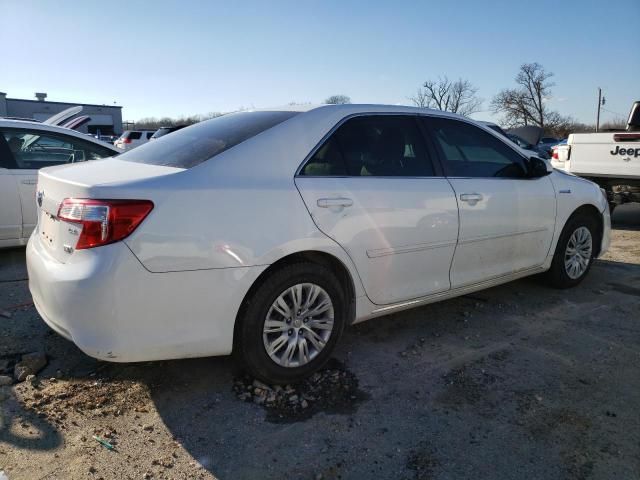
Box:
xmin=552 ymin=148 xmax=559 ymax=160
xmin=122 ymin=138 xmax=132 ymax=144
xmin=58 ymin=199 xmax=153 ymax=249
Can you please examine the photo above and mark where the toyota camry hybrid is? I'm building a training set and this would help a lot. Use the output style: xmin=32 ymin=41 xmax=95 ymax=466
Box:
xmin=27 ymin=104 xmax=611 ymax=383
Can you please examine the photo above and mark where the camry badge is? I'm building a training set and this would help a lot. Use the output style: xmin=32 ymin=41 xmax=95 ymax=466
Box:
xmin=36 ymin=191 xmax=44 ymax=207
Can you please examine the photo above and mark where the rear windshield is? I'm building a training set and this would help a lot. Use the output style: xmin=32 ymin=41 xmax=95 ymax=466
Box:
xmin=127 ymin=132 xmax=142 ymax=140
xmin=120 ymin=111 xmax=300 ymax=168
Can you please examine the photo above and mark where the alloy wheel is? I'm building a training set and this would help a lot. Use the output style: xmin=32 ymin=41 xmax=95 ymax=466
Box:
xmin=564 ymin=226 xmax=593 ymax=279
xmin=262 ymin=283 xmax=334 ymax=368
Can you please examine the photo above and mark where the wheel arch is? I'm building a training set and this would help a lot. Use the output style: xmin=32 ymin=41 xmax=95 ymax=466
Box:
xmin=564 ymin=203 xmax=604 ymax=255
xmin=232 ymin=250 xmax=357 ymax=352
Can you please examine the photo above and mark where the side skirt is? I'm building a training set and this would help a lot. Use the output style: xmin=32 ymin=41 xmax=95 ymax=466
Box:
xmin=354 ymin=265 xmax=548 ymax=323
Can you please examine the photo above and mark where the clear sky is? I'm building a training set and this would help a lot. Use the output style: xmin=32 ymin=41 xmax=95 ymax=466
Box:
xmin=3 ymin=0 xmax=639 ymax=124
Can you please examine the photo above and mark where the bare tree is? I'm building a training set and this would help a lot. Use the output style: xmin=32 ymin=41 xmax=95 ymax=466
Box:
xmin=408 ymin=88 xmax=430 ymax=108
xmin=135 ymin=112 xmax=222 ymax=130
xmin=409 ymin=76 xmax=482 ymax=116
xmin=491 ymin=63 xmax=566 ymax=130
xmin=324 ymin=94 xmax=351 ymax=105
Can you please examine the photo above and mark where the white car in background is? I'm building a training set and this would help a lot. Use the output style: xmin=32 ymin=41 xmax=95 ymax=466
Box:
xmin=114 ymin=130 xmax=156 ymax=151
xmin=27 ymin=104 xmax=610 ymax=384
xmin=0 ymin=119 xmax=119 ymax=248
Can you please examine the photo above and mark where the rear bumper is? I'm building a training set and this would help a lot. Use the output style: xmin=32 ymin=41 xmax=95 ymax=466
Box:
xmin=27 ymin=236 xmax=267 ymax=362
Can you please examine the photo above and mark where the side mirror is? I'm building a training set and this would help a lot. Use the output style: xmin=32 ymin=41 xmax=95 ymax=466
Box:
xmin=527 ymin=156 xmax=552 ymax=178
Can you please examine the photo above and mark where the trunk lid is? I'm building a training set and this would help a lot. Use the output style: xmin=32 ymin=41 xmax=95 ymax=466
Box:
xmin=35 ymin=158 xmax=182 ymax=262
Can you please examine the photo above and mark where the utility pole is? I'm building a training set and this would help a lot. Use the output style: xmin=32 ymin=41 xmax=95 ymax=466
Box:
xmin=596 ymin=88 xmax=602 ymax=132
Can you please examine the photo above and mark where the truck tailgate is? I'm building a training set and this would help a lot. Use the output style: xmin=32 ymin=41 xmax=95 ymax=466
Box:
xmin=568 ymin=132 xmax=640 ymax=179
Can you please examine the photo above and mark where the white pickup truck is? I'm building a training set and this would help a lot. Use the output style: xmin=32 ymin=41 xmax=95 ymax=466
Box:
xmin=552 ymin=101 xmax=640 ymax=211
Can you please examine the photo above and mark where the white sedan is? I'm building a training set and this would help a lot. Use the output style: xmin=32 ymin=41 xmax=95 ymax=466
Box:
xmin=26 ymin=105 xmax=610 ymax=383
xmin=0 ymin=119 xmax=119 ymax=248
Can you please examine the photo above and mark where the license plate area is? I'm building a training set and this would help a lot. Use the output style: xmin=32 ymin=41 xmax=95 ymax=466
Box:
xmin=39 ymin=211 xmax=59 ymax=250
xmin=39 ymin=210 xmax=81 ymax=258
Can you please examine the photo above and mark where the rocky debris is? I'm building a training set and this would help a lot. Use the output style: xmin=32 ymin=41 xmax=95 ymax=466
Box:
xmin=233 ymin=360 xmax=368 ymax=423
xmin=19 ymin=376 xmax=150 ymax=425
xmin=152 ymin=457 xmax=175 ymax=468
xmin=0 ymin=310 xmax=12 ymax=319
xmin=0 ymin=375 xmax=13 ymax=386
xmin=14 ymin=352 xmax=47 ymax=381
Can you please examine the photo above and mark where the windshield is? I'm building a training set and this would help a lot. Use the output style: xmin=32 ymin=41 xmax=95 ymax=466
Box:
xmin=120 ymin=111 xmax=299 ymax=168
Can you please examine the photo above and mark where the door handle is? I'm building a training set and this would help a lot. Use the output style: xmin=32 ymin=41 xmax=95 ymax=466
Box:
xmin=459 ymin=193 xmax=483 ymax=205
xmin=317 ymin=197 xmax=353 ymax=208
xmin=21 ymin=179 xmax=37 ymax=185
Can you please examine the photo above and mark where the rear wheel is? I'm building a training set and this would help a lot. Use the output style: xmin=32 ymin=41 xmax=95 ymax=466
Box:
xmin=236 ymin=263 xmax=347 ymax=384
xmin=546 ymin=213 xmax=599 ymax=288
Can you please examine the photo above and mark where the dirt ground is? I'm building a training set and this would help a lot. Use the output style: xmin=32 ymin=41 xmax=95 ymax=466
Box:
xmin=1 ymin=205 xmax=639 ymax=480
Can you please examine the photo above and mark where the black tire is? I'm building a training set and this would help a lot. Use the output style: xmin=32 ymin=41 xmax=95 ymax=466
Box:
xmin=546 ymin=213 xmax=600 ymax=289
xmin=235 ymin=262 xmax=347 ymax=384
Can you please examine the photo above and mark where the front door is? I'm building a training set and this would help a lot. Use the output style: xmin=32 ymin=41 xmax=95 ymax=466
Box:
xmin=423 ymin=116 xmax=556 ymax=288
xmin=295 ymin=115 xmax=459 ymax=305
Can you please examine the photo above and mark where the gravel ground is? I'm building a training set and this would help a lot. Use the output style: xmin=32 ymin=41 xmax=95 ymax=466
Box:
xmin=0 ymin=205 xmax=639 ymax=480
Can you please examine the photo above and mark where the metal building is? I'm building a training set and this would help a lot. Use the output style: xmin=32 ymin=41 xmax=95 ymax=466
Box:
xmin=0 ymin=91 xmax=123 ymax=135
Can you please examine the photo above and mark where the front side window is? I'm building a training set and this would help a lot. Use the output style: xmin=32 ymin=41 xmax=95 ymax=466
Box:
xmin=300 ymin=115 xmax=435 ymax=177
xmin=120 ymin=111 xmax=300 ymax=168
xmin=425 ymin=117 xmax=528 ymax=178
xmin=0 ymin=129 xmax=116 ymax=169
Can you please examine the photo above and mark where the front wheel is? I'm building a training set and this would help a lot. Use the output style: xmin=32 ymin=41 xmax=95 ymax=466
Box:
xmin=546 ymin=214 xmax=599 ymax=289
xmin=236 ymin=263 xmax=347 ymax=384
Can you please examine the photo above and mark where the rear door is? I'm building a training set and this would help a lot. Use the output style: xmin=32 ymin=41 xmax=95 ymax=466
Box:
xmin=295 ymin=114 xmax=459 ymax=305
xmin=422 ymin=116 xmax=556 ymax=288
xmin=1 ymin=127 xmax=117 ymax=238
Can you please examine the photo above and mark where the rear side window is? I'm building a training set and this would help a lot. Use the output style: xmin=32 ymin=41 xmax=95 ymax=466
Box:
xmin=0 ymin=128 xmax=116 ymax=169
xmin=300 ymin=115 xmax=435 ymax=177
xmin=128 ymin=132 xmax=142 ymax=140
xmin=425 ymin=117 xmax=528 ymax=178
xmin=120 ymin=111 xmax=299 ymax=168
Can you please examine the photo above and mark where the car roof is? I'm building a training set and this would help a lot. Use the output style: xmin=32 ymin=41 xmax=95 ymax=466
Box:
xmin=258 ymin=103 xmax=465 ymax=118
xmin=0 ymin=118 xmax=120 ymax=152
